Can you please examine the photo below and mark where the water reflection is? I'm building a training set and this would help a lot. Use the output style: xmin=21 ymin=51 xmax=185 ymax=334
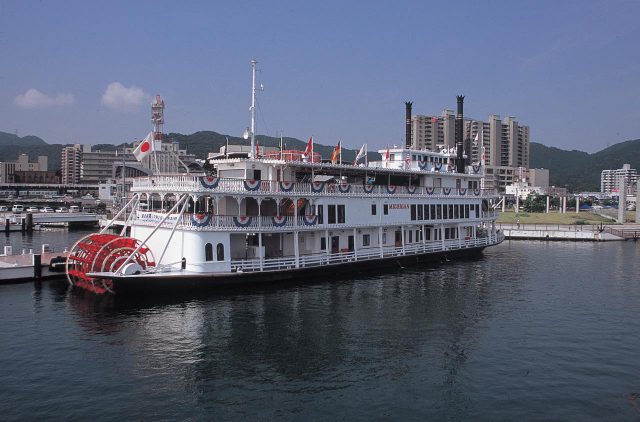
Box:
xmin=57 ymin=249 xmax=529 ymax=415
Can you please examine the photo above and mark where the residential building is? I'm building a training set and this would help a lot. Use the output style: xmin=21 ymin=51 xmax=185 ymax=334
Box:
xmin=601 ymin=164 xmax=637 ymax=195
xmin=411 ymin=110 xmax=530 ymax=192
xmin=527 ymin=168 xmax=550 ymax=189
xmin=61 ymin=144 xmax=84 ymax=184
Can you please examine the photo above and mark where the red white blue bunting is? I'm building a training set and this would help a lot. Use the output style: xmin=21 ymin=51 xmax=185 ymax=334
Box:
xmin=426 ymin=187 xmax=435 ymax=195
xmin=386 ymin=185 xmax=397 ymax=194
xmin=233 ymin=216 xmax=253 ymax=228
xmin=243 ymin=180 xmax=261 ymax=191
xmin=199 ymin=176 xmax=219 ymax=189
xmin=191 ymin=213 xmax=212 ymax=227
xmin=272 ymin=215 xmax=288 ymax=227
xmin=443 ymin=187 xmax=451 ymax=195
xmin=474 ymin=188 xmax=481 ymax=196
xmin=406 ymin=185 xmax=417 ymax=194
xmin=363 ymin=183 xmax=375 ymax=194
xmin=338 ymin=182 xmax=351 ymax=193
xmin=311 ymin=181 xmax=325 ymax=193
xmin=303 ymin=215 xmax=318 ymax=226
xmin=458 ymin=188 xmax=467 ymax=196
xmin=472 ymin=164 xmax=481 ymax=174
xmin=418 ymin=161 xmax=429 ymax=170
xmin=434 ymin=162 xmax=443 ymax=171
xmin=279 ymin=181 xmax=295 ymax=192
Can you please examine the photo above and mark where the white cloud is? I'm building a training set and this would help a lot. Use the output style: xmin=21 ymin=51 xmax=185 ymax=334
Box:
xmin=14 ymin=88 xmax=75 ymax=109
xmin=101 ymin=82 xmax=148 ymax=111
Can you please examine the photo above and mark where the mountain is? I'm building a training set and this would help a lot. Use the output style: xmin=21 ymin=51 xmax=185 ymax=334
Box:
xmin=530 ymin=139 xmax=640 ymax=191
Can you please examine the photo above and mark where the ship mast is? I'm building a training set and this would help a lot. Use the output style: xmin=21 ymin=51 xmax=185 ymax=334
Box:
xmin=250 ymin=59 xmax=257 ymax=159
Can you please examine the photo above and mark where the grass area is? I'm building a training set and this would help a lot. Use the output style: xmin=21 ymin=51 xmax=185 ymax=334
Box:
xmin=497 ymin=211 xmax=618 ymax=225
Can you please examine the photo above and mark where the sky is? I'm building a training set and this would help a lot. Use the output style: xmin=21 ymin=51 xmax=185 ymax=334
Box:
xmin=1 ymin=0 xmax=639 ymax=153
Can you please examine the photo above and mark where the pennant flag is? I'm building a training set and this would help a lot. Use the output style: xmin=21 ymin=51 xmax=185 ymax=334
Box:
xmin=255 ymin=140 xmax=261 ymax=158
xmin=331 ymin=140 xmax=341 ymax=164
xmin=133 ymin=131 xmax=154 ymax=162
xmin=353 ymin=144 xmax=366 ymax=165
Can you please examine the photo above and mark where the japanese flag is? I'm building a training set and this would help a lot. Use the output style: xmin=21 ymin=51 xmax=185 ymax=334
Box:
xmin=133 ymin=132 xmax=154 ymax=161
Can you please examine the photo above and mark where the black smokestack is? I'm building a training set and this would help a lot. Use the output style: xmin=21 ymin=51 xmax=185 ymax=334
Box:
xmin=455 ymin=95 xmax=465 ymax=173
xmin=405 ymin=101 xmax=412 ymax=149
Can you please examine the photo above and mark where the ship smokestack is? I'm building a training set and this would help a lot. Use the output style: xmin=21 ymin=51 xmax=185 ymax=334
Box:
xmin=455 ymin=95 xmax=465 ymax=173
xmin=405 ymin=101 xmax=413 ymax=149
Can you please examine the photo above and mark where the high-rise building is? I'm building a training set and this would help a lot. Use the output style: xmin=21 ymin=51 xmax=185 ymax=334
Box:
xmin=61 ymin=144 xmax=83 ymax=184
xmin=601 ymin=163 xmax=637 ymax=194
xmin=411 ymin=111 xmax=530 ymax=192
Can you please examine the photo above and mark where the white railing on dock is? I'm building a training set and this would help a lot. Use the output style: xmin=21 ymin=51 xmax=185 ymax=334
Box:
xmin=230 ymin=233 xmax=502 ymax=273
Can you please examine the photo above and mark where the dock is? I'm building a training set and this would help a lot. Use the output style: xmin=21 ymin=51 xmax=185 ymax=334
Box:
xmin=498 ymin=223 xmax=640 ymax=241
xmin=0 ymin=245 xmax=68 ymax=284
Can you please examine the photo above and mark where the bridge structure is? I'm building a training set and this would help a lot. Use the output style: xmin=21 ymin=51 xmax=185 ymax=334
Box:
xmin=0 ymin=182 xmax=100 ymax=196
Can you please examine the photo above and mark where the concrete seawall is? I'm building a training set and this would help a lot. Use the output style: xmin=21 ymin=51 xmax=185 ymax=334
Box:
xmin=497 ymin=223 xmax=630 ymax=241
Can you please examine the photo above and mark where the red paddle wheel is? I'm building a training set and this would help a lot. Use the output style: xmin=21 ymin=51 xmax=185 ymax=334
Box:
xmin=66 ymin=233 xmax=156 ymax=294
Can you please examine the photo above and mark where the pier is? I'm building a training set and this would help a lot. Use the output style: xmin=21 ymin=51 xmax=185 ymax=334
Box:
xmin=2 ymin=212 xmax=101 ymax=233
xmin=498 ymin=223 xmax=640 ymax=241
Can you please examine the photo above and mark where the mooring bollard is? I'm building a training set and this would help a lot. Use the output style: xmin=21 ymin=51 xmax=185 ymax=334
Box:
xmin=4 ymin=218 xmax=9 ymax=233
xmin=33 ymin=254 xmax=42 ymax=279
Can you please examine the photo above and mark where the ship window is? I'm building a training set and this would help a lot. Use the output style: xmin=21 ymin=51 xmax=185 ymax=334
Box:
xmin=410 ymin=204 xmax=416 ymax=220
xmin=424 ymin=204 xmax=429 ymax=220
xmin=436 ymin=205 xmax=442 ymax=220
xmin=328 ymin=205 xmax=336 ymax=224
xmin=416 ymin=229 xmax=420 ymax=242
xmin=205 ymin=243 xmax=213 ymax=261
xmin=318 ymin=205 xmax=324 ymax=224
xmin=409 ymin=230 xmax=413 ymax=243
xmin=465 ymin=204 xmax=469 ymax=218
xmin=216 ymin=243 xmax=225 ymax=261
xmin=337 ymin=205 xmax=345 ymax=224
xmin=425 ymin=228 xmax=431 ymax=240
xmin=371 ymin=204 xmax=376 ymax=215
xmin=454 ymin=205 xmax=459 ymax=219
xmin=443 ymin=205 xmax=448 ymax=219
xmin=448 ymin=204 xmax=454 ymax=219
xmin=417 ymin=204 xmax=423 ymax=220
xmin=363 ymin=234 xmax=370 ymax=246
xmin=383 ymin=204 xmax=388 ymax=215
xmin=321 ymin=237 xmax=326 ymax=250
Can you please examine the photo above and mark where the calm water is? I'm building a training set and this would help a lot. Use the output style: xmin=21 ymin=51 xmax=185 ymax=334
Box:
xmin=1 ymin=234 xmax=640 ymax=420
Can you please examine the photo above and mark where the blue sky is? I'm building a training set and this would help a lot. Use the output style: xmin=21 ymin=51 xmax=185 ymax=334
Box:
xmin=1 ymin=0 xmax=639 ymax=152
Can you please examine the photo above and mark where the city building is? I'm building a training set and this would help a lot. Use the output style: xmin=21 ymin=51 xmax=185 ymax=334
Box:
xmin=14 ymin=171 xmax=59 ymax=184
xmin=527 ymin=168 xmax=550 ymax=190
xmin=0 ymin=153 xmax=49 ymax=183
xmin=411 ymin=110 xmax=530 ymax=192
xmin=61 ymin=144 xmax=84 ymax=184
xmin=601 ymin=163 xmax=637 ymax=195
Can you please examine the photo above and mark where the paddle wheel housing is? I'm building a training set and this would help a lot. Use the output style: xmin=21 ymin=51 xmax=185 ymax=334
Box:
xmin=66 ymin=233 xmax=155 ymax=294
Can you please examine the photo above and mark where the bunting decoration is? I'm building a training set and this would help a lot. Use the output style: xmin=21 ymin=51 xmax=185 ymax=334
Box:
xmin=243 ymin=180 xmax=261 ymax=191
xmin=233 ymin=216 xmax=253 ymax=228
xmin=386 ymin=185 xmax=397 ymax=195
xmin=406 ymin=185 xmax=417 ymax=194
xmin=434 ymin=162 xmax=443 ymax=171
xmin=199 ymin=176 xmax=220 ymax=189
xmin=272 ymin=215 xmax=288 ymax=227
xmin=303 ymin=215 xmax=318 ymax=226
xmin=418 ymin=161 xmax=429 ymax=170
xmin=363 ymin=183 xmax=375 ymax=194
xmin=458 ymin=188 xmax=467 ymax=196
xmin=278 ymin=181 xmax=295 ymax=192
xmin=426 ymin=187 xmax=435 ymax=195
xmin=311 ymin=181 xmax=325 ymax=193
xmin=472 ymin=164 xmax=481 ymax=174
xmin=338 ymin=182 xmax=351 ymax=193
xmin=443 ymin=187 xmax=451 ymax=196
xmin=191 ymin=213 xmax=212 ymax=227
xmin=474 ymin=188 xmax=481 ymax=196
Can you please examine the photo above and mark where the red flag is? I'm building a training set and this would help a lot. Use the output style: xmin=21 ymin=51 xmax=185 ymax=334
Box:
xmin=255 ymin=140 xmax=260 ymax=158
xmin=385 ymin=145 xmax=390 ymax=161
xmin=303 ymin=137 xmax=313 ymax=159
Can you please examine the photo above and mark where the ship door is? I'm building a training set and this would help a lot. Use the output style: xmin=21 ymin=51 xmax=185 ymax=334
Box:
xmin=395 ymin=230 xmax=402 ymax=247
xmin=331 ymin=236 xmax=340 ymax=254
xmin=253 ymin=169 xmax=262 ymax=180
xmin=348 ymin=235 xmax=354 ymax=252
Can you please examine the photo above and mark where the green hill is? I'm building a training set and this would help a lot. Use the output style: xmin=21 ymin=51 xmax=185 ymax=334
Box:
xmin=530 ymin=139 xmax=640 ymax=191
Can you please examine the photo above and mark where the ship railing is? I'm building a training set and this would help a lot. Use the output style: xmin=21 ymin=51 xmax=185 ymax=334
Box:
xmin=133 ymin=176 xmax=497 ymax=198
xmin=229 ymin=234 xmax=502 ymax=273
xmin=133 ymin=211 xmax=498 ymax=231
